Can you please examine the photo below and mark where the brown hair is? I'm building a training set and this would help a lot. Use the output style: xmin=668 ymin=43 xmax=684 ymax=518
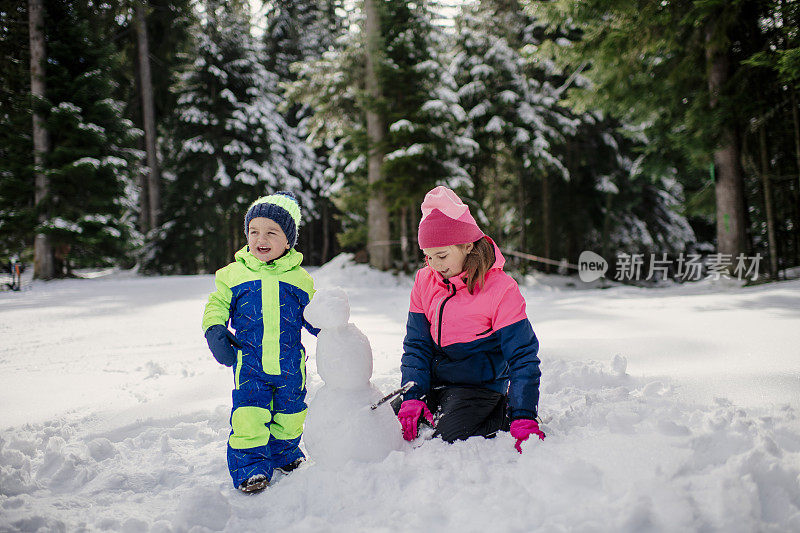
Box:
xmin=461 ymin=237 xmax=495 ymax=294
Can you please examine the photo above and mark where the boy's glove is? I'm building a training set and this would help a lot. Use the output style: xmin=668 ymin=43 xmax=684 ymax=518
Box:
xmin=510 ymin=419 xmax=545 ymax=453
xmin=204 ymin=325 xmax=241 ymax=367
xmin=397 ymin=399 xmax=434 ymax=441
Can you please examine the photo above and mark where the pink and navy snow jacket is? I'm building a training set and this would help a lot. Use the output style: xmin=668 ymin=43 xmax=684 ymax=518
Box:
xmin=401 ymin=238 xmax=541 ymax=420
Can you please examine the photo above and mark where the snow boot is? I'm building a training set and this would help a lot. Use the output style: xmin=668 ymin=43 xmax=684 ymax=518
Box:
xmin=276 ymin=458 xmax=304 ymax=475
xmin=238 ymin=474 xmax=269 ymax=494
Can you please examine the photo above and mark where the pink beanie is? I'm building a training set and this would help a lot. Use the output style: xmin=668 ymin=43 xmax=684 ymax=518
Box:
xmin=417 ymin=186 xmax=484 ymax=249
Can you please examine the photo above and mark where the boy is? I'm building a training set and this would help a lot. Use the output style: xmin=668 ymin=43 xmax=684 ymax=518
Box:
xmin=202 ymin=191 xmax=318 ymax=493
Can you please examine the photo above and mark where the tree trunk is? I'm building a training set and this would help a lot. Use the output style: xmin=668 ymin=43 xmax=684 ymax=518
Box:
xmin=400 ymin=205 xmax=409 ymax=271
xmin=712 ymin=133 xmax=748 ymax=259
xmin=791 ymin=90 xmax=800 ymax=266
xmin=541 ymin=172 xmax=551 ymax=273
xmin=706 ymin=23 xmax=747 ymax=260
xmin=306 ymin=211 xmax=315 ymax=263
xmin=321 ymin=199 xmax=330 ymax=264
xmin=364 ymin=0 xmax=391 ymax=270
xmin=518 ymin=168 xmax=526 ymax=254
xmin=29 ymin=0 xmax=54 ymax=280
xmin=229 ymin=214 xmax=238 ymax=261
xmin=601 ymin=191 xmax=612 ymax=263
xmin=758 ymin=124 xmax=778 ymax=278
xmin=134 ymin=146 xmax=149 ymax=234
xmin=135 ymin=0 xmax=161 ymax=232
xmin=410 ymin=200 xmax=419 ymax=260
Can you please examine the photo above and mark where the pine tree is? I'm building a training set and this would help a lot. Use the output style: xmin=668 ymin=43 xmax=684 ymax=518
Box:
xmin=289 ymin=0 xmax=465 ymax=268
xmin=151 ymin=0 xmax=318 ymax=273
xmin=740 ymin=0 xmax=800 ymax=274
xmin=0 ymin=0 xmax=36 ymax=262
xmin=528 ymin=0 xmax=760 ymax=262
xmin=261 ymin=0 xmax=335 ymax=264
xmin=109 ymin=0 xmax=195 ymax=249
xmin=17 ymin=0 xmax=142 ymax=274
xmin=263 ymin=0 xmax=334 ymax=83
xmin=380 ymin=0 xmax=468 ymax=264
xmin=452 ymin=0 xmax=697 ymax=268
xmin=450 ymin=1 xmax=572 ymax=251
xmin=286 ymin=15 xmax=369 ymax=254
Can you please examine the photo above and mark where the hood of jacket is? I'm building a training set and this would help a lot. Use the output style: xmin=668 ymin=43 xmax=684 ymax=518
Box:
xmin=234 ymin=245 xmax=303 ymax=274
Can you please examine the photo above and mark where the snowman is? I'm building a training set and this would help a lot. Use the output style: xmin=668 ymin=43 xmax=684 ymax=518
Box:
xmin=302 ymin=288 xmax=404 ymax=466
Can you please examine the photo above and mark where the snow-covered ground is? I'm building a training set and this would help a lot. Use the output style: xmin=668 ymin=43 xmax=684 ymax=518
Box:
xmin=1 ymin=255 xmax=799 ymax=532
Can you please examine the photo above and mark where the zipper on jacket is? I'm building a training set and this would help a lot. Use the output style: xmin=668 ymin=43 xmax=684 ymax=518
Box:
xmin=437 ymin=280 xmax=457 ymax=346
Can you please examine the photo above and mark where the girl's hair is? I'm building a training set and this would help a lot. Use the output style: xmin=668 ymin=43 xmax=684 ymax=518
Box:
xmin=461 ymin=237 xmax=495 ymax=294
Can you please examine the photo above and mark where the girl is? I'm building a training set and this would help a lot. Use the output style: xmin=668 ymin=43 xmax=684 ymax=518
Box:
xmin=396 ymin=186 xmax=544 ymax=453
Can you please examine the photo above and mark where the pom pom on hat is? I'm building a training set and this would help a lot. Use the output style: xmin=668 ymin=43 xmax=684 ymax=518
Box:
xmin=417 ymin=186 xmax=484 ymax=249
xmin=244 ymin=191 xmax=301 ymax=247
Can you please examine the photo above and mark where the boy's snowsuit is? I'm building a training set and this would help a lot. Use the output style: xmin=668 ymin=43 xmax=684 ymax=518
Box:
xmin=401 ymin=238 xmax=541 ymax=423
xmin=203 ymin=245 xmax=317 ymax=487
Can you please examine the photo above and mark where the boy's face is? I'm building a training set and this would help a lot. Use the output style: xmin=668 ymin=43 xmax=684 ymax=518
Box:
xmin=247 ymin=217 xmax=289 ymax=262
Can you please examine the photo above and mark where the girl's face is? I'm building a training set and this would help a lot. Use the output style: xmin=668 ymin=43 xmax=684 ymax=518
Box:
xmin=247 ymin=217 xmax=289 ymax=262
xmin=422 ymin=243 xmax=473 ymax=280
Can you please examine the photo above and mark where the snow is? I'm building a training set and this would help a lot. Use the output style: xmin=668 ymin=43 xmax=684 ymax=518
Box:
xmin=45 ymin=217 xmax=83 ymax=234
xmin=596 ymin=175 xmax=619 ymax=194
xmin=53 ymin=102 xmax=81 ymax=114
xmin=389 ymin=119 xmax=414 ymax=133
xmin=77 ymin=123 xmax=106 ymax=136
xmin=385 ymin=144 xmax=425 ymax=161
xmin=70 ymin=157 xmax=101 ymax=170
xmin=485 ymin=116 xmax=505 ymax=132
xmin=1 ymin=257 xmax=799 ymax=531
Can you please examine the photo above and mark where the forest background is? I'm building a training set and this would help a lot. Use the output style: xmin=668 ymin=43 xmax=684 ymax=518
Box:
xmin=2 ymin=0 xmax=799 ymax=281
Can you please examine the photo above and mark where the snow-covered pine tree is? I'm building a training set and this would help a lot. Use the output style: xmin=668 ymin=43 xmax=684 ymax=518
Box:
xmin=30 ymin=0 xmax=141 ymax=275
xmin=261 ymin=0 xmax=335 ymax=264
xmin=151 ymin=0 xmax=319 ymax=273
xmin=450 ymin=1 xmax=572 ymax=252
xmin=285 ymin=12 xmax=366 ymax=251
xmin=289 ymin=0 xmax=466 ymax=266
xmin=452 ymin=0 xmax=696 ymax=269
xmin=550 ymin=117 xmax=697 ymax=265
xmin=526 ymin=11 xmax=698 ymax=266
xmin=263 ymin=0 xmax=335 ymax=84
xmin=381 ymin=0 xmax=469 ymax=265
xmin=0 ymin=0 xmax=36 ymax=260
xmin=124 ymin=0 xmax=195 ymax=240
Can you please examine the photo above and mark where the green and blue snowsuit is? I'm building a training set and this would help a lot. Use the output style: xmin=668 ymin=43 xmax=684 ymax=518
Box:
xmin=202 ymin=245 xmax=317 ymax=487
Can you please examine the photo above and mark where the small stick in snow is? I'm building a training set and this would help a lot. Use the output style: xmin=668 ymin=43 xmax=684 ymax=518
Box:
xmin=370 ymin=381 xmax=415 ymax=410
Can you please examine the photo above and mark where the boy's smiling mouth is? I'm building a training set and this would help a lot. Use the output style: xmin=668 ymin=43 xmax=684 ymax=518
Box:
xmin=256 ymin=246 xmax=271 ymax=254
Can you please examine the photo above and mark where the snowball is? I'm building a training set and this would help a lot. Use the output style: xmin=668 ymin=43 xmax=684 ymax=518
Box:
xmin=304 ymin=386 xmax=403 ymax=466
xmin=305 ymin=287 xmax=350 ymax=329
xmin=315 ymin=325 xmax=372 ymax=389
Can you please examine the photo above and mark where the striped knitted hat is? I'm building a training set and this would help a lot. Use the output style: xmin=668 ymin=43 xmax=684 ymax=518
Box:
xmin=244 ymin=191 xmax=301 ymax=247
xmin=417 ymin=186 xmax=484 ymax=249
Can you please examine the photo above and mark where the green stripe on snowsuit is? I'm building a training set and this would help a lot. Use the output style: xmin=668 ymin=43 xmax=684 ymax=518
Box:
xmin=203 ymin=246 xmax=316 ymax=487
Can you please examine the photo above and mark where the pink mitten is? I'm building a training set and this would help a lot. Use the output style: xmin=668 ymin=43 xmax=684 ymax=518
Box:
xmin=510 ymin=419 xmax=545 ymax=453
xmin=397 ymin=400 xmax=434 ymax=441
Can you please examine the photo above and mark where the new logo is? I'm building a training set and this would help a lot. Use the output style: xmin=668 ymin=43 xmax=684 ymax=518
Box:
xmin=579 ymin=251 xmax=608 ymax=282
